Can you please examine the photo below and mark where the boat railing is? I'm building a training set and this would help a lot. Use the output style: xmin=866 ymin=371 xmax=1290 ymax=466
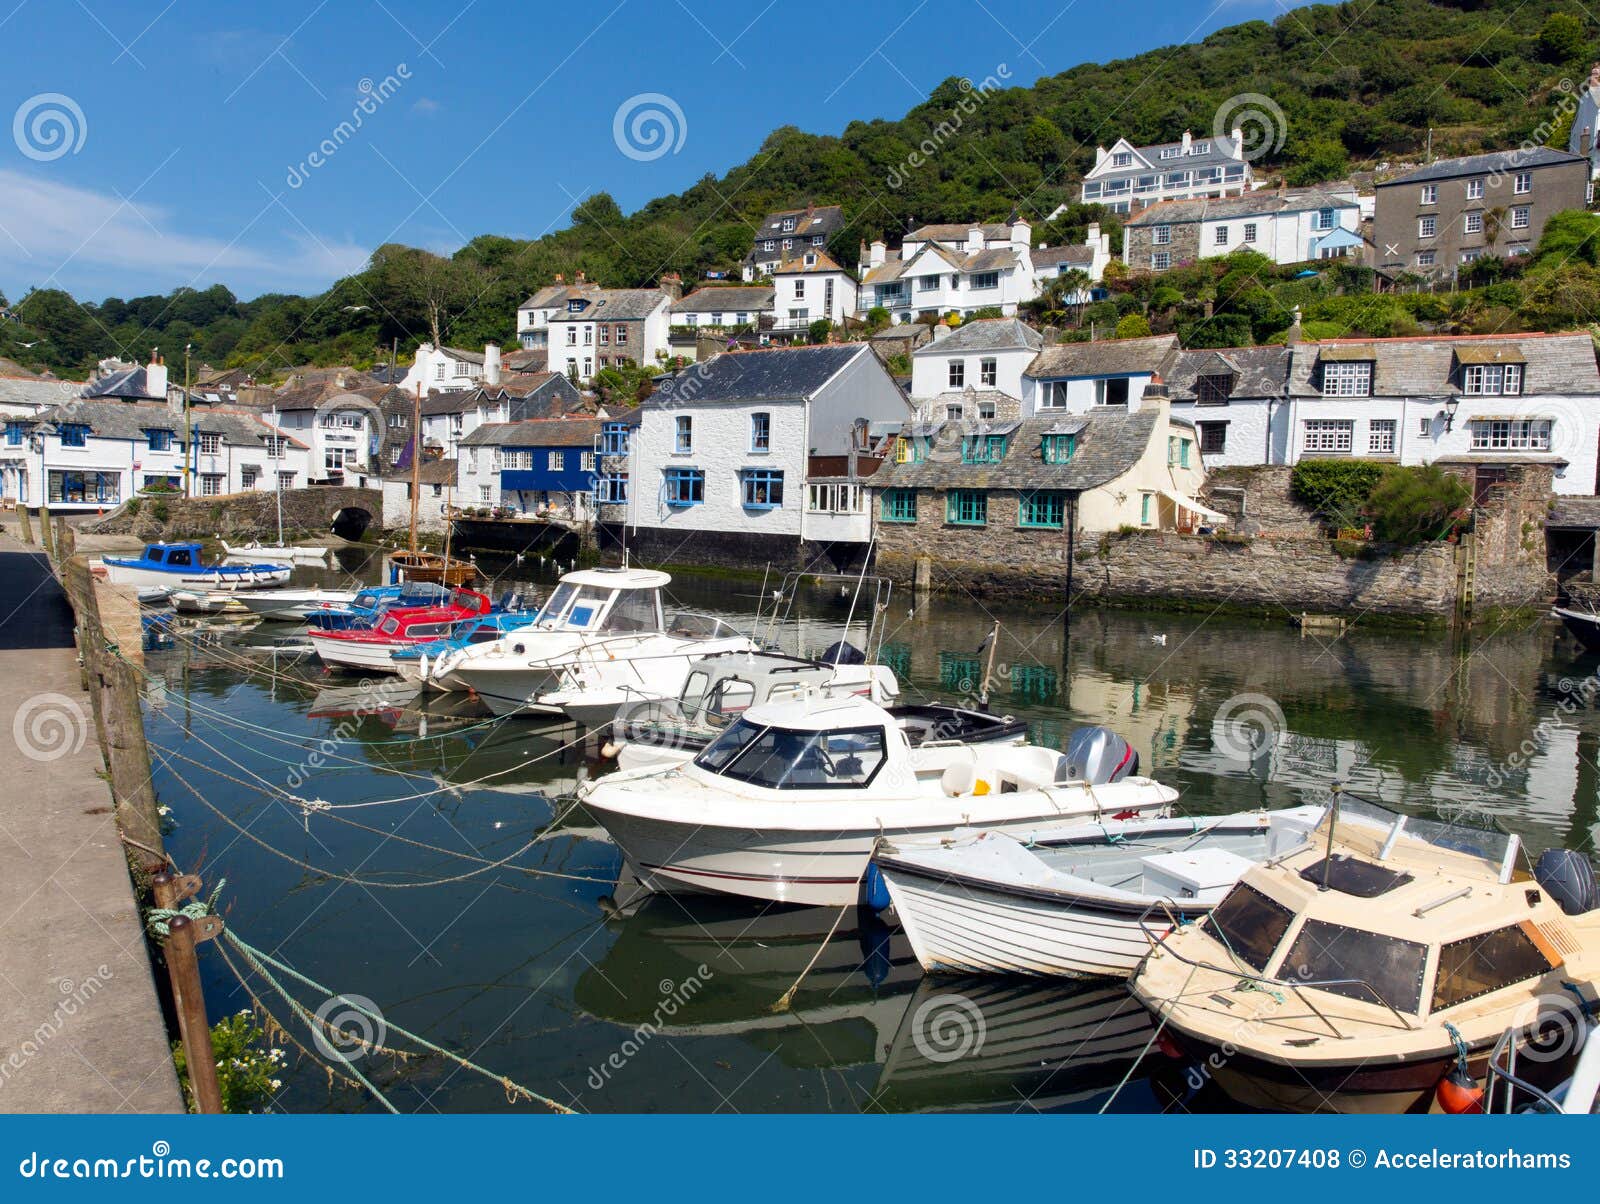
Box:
xmin=1135 ymin=912 xmax=1418 ymax=1038
xmin=1483 ymin=1025 xmax=1566 ymax=1114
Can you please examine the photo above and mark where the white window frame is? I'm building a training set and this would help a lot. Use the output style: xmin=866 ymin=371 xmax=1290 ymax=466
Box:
xmin=1514 ymin=171 xmax=1532 ymax=195
xmin=1464 ymin=211 xmax=1484 ymax=235
xmin=1469 ymin=418 xmax=1550 ymax=451
xmin=1511 ymin=206 xmax=1530 ymax=230
xmin=1419 ymin=215 xmax=1437 ymax=239
xmin=1466 ymin=178 xmax=1485 ymax=200
xmin=1368 ymin=418 xmax=1397 ymax=454
xmin=1462 ymin=363 xmax=1523 ymax=396
xmin=1320 ymin=361 xmax=1372 ymax=398
xmin=1302 ymin=419 xmax=1354 ymax=454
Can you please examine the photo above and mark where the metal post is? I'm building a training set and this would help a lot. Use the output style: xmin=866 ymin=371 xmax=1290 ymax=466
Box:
xmin=152 ymin=874 xmax=222 ymax=1114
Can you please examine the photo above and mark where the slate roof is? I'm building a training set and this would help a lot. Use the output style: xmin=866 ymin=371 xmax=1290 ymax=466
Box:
xmin=416 ymin=458 xmax=457 ymax=485
xmin=873 ymin=409 xmax=1160 ymax=493
xmin=419 ymin=375 xmax=569 ymax=416
xmin=0 ymin=376 xmax=82 ymax=411
xmin=1031 ymin=245 xmax=1096 ymax=269
xmin=459 ymin=418 xmax=599 ymax=448
xmin=1166 ymin=346 xmax=1293 ymax=401
xmin=1126 ymin=190 xmax=1357 ymax=227
xmin=1026 ymin=334 xmax=1181 ymax=380
xmin=502 ymin=349 xmax=548 ymax=372
xmin=1285 ymin=333 xmax=1600 ymax=399
xmin=1548 ymin=497 xmax=1600 ymax=530
xmin=519 ymin=283 xmax=600 ymax=311
xmin=672 ymin=286 xmax=774 ymax=314
xmin=1099 ymin=134 xmax=1245 ymax=173
xmin=1381 ymin=148 xmax=1585 ymax=187
xmin=81 ymin=366 xmax=165 ymax=401
xmin=907 ymin=222 xmax=1013 ymax=243
xmin=861 ymin=242 xmax=1022 ymax=284
xmin=646 ymin=344 xmax=867 ymax=407
xmin=549 ymin=289 xmax=669 ymax=322
xmin=33 ymin=400 xmax=304 ymax=448
xmin=774 ymin=250 xmax=847 ymax=275
xmin=915 ymin=318 xmax=1043 ymax=355
xmin=752 ymin=205 xmax=846 ymax=240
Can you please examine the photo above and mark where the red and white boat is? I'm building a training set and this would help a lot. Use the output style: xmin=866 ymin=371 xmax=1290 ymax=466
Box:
xmin=307 ymin=589 xmax=491 ymax=673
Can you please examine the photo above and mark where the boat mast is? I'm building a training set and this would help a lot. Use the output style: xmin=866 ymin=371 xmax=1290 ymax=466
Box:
xmin=269 ymin=406 xmax=284 ymax=548
xmin=443 ymin=477 xmax=456 ymax=571
xmin=408 ymin=381 xmax=422 ymax=554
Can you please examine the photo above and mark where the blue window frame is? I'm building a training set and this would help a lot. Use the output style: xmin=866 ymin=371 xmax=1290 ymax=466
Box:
xmin=664 ymin=467 xmax=704 ymax=506
xmin=881 ymin=488 xmax=917 ymax=523
xmin=1042 ymin=434 xmax=1076 ymax=463
xmin=946 ymin=490 xmax=987 ymax=526
xmin=750 ymin=412 xmax=770 ymax=453
xmin=59 ymin=424 xmax=88 ymax=448
xmin=674 ymin=415 xmax=693 ymax=454
xmin=596 ymin=473 xmax=628 ymax=503
xmin=600 ymin=422 xmax=630 ymax=456
xmin=146 ymin=429 xmax=172 ymax=451
xmin=4 ymin=422 xmax=25 ymax=446
xmin=1020 ymin=491 xmax=1066 ymax=529
xmin=741 ymin=468 xmax=784 ymax=509
xmin=961 ymin=434 xmax=1008 ymax=464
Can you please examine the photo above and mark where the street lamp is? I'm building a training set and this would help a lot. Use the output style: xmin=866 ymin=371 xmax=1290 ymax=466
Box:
xmin=1442 ymin=395 xmax=1460 ymax=433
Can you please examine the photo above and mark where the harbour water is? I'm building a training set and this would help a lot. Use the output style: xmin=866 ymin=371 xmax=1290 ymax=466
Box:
xmin=141 ymin=549 xmax=1600 ymax=1113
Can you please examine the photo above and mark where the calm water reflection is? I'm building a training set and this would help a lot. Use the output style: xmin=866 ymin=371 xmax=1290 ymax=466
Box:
xmin=140 ymin=548 xmax=1600 ymax=1113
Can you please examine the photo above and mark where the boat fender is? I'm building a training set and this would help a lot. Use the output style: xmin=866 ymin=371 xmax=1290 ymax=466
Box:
xmin=860 ymin=863 xmax=893 ymax=913
xmin=600 ymin=741 xmax=620 ymax=760
xmin=1534 ymin=848 xmax=1600 ymax=916
xmin=858 ymin=908 xmax=893 ymax=984
xmin=1435 ymin=1022 xmax=1483 ymax=1114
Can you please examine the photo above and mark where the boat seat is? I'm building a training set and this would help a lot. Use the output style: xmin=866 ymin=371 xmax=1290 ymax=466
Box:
xmin=998 ymin=746 xmax=1066 ymax=793
xmin=941 ymin=762 xmax=993 ymax=798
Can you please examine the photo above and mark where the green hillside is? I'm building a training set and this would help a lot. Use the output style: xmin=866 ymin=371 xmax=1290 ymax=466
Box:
xmin=4 ymin=0 xmax=1598 ymax=378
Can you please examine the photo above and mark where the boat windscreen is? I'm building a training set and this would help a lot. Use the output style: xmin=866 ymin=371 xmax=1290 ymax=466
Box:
xmin=1280 ymin=918 xmax=1429 ymax=1015
xmin=603 ymin=590 xmax=661 ymax=633
xmin=1207 ymin=883 xmax=1295 ymax=972
xmin=665 ymin=612 xmax=730 ymax=640
xmin=1331 ymin=797 xmax=1517 ymax=877
xmin=704 ymin=723 xmax=887 ymax=790
xmin=536 ymin=583 xmax=576 ymax=624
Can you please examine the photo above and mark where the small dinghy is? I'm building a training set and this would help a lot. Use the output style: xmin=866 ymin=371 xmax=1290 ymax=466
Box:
xmin=221 ymin=539 xmax=332 ymax=564
xmin=169 ymin=588 xmax=253 ymax=616
xmin=875 ymin=806 xmax=1325 ymax=980
xmin=231 ymin=588 xmax=360 ymax=622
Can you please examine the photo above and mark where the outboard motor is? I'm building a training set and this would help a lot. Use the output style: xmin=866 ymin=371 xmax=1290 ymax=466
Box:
xmin=1059 ymin=726 xmax=1139 ymax=785
xmin=1535 ymin=848 xmax=1600 ymax=916
xmin=819 ymin=640 xmax=866 ymax=665
xmin=496 ymin=590 xmax=524 ymax=613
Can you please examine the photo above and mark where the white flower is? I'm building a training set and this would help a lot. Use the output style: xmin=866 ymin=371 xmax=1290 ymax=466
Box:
xmin=270 ymin=1079 xmax=282 ymax=1090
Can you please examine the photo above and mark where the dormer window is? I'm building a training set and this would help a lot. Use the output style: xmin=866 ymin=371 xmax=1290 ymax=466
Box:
xmin=567 ymin=299 xmax=584 ymax=312
xmin=781 ymin=218 xmax=796 ymax=232
xmin=961 ymin=434 xmax=1008 ymax=463
xmin=59 ymin=424 xmax=88 ymax=448
xmin=1195 ymin=373 xmax=1234 ymax=405
xmin=1320 ymin=359 xmax=1373 ymax=397
xmin=1462 ymin=362 xmax=1523 ymax=396
xmin=1042 ymin=434 xmax=1077 ymax=463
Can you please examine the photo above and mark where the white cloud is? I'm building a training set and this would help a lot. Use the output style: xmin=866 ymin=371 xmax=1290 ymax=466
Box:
xmin=0 ymin=169 xmax=367 ymax=298
xmin=411 ymin=97 xmax=441 ymax=114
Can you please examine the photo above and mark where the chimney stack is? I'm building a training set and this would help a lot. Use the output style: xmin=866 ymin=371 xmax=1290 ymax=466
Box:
xmin=484 ymin=342 xmax=502 ymax=387
xmin=554 ymin=272 xmax=565 ymax=285
xmin=658 ymin=272 xmax=683 ymax=301
xmin=868 ymin=239 xmax=887 ymax=269
xmin=575 ymin=270 xmax=587 ymax=284
xmin=146 ymin=350 xmax=168 ymax=399
xmin=932 ymin=321 xmax=951 ymax=341
xmin=1181 ymin=130 xmax=1192 ymax=153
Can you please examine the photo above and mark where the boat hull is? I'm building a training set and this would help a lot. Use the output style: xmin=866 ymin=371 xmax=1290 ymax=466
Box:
xmin=308 ymin=633 xmax=415 ymax=673
xmin=100 ymin=563 xmax=292 ymax=589
xmin=1555 ymin=606 xmax=1600 ymax=652
xmin=586 ymin=795 xmax=1173 ymax=908
xmin=878 ymin=867 xmax=1170 ymax=979
xmin=222 ymin=542 xmax=331 ymax=564
xmin=234 ymin=590 xmax=357 ymax=621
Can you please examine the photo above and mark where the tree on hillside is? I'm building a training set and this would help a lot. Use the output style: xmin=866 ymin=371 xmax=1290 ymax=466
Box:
xmin=1538 ymin=12 xmax=1587 ymax=62
xmin=368 ymin=245 xmax=486 ymax=348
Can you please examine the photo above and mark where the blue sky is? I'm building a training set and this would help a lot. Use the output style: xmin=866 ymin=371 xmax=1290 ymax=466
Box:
xmin=0 ymin=0 xmax=1303 ymax=302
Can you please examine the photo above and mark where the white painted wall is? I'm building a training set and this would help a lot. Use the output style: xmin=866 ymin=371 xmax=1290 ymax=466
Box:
xmin=911 ymin=341 xmax=1034 ymax=399
xmin=1022 ymin=370 xmax=1160 ymax=417
xmin=397 ymin=344 xmax=484 ymax=396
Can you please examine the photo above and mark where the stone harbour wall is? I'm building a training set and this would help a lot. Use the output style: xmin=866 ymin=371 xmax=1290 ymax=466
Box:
xmin=80 ymin=486 xmax=381 ymax=542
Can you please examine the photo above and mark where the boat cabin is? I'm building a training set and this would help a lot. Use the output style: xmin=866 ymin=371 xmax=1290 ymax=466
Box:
xmin=138 ymin=542 xmax=205 ymax=569
xmin=530 ymin=567 xmax=673 ymax=634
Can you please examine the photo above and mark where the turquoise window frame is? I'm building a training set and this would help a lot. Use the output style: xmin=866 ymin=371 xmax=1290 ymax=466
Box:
xmin=946 ymin=490 xmax=987 ymax=526
xmin=961 ymin=434 xmax=1008 ymax=464
xmin=1019 ymin=491 xmax=1066 ymax=529
xmin=881 ymin=488 xmax=917 ymax=523
xmin=1042 ymin=434 xmax=1076 ymax=464
xmin=1179 ymin=438 xmax=1191 ymax=468
xmin=741 ymin=468 xmax=784 ymax=509
xmin=1140 ymin=493 xmax=1152 ymax=524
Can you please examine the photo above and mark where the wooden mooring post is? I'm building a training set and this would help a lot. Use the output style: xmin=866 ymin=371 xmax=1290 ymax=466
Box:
xmin=38 ymin=504 xmax=54 ymax=557
xmin=151 ymin=872 xmax=223 ymax=1114
xmin=14 ymin=505 xmax=33 ymax=545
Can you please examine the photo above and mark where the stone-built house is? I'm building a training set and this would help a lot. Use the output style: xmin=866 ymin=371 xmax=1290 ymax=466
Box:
xmin=743 ymin=203 xmax=848 ymax=281
xmin=1373 ymin=148 xmax=1588 ymax=278
xmin=1123 ymin=190 xmax=1363 ymax=271
xmin=548 ymin=286 xmax=677 ymax=382
xmin=909 ymin=317 xmax=1043 ymax=420
xmin=1162 ymin=333 xmax=1600 ymax=496
xmin=872 ymin=382 xmax=1211 ymax=583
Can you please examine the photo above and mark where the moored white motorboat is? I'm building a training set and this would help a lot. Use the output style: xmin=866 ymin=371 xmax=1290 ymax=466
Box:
xmin=222 ymin=539 xmax=332 ymax=564
xmin=169 ymin=588 xmax=253 ymax=616
xmin=231 ymin=588 xmax=361 ymax=622
xmin=874 ymin=806 xmax=1325 ymax=979
xmin=579 ymin=694 xmax=1176 ymax=907
xmin=428 ymin=567 xmax=755 ymax=711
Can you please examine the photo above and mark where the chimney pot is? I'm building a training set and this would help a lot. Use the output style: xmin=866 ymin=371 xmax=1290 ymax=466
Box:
xmin=484 ymin=342 xmax=502 ymax=387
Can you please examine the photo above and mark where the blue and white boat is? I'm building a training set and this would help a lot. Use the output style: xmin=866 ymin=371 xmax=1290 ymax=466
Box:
xmin=96 ymin=542 xmax=291 ymax=589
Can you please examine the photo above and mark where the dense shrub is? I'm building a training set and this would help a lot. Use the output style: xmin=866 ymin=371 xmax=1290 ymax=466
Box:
xmin=1290 ymin=459 xmax=1387 ymax=526
xmin=1366 ymin=464 xmax=1471 ymax=545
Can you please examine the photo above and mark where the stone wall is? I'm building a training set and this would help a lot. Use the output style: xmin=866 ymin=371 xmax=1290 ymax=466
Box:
xmin=80 ymin=486 xmax=380 ymax=542
xmin=1199 ymin=465 xmax=1324 ymax=538
xmin=1125 ymin=222 xmax=1200 ymax=272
